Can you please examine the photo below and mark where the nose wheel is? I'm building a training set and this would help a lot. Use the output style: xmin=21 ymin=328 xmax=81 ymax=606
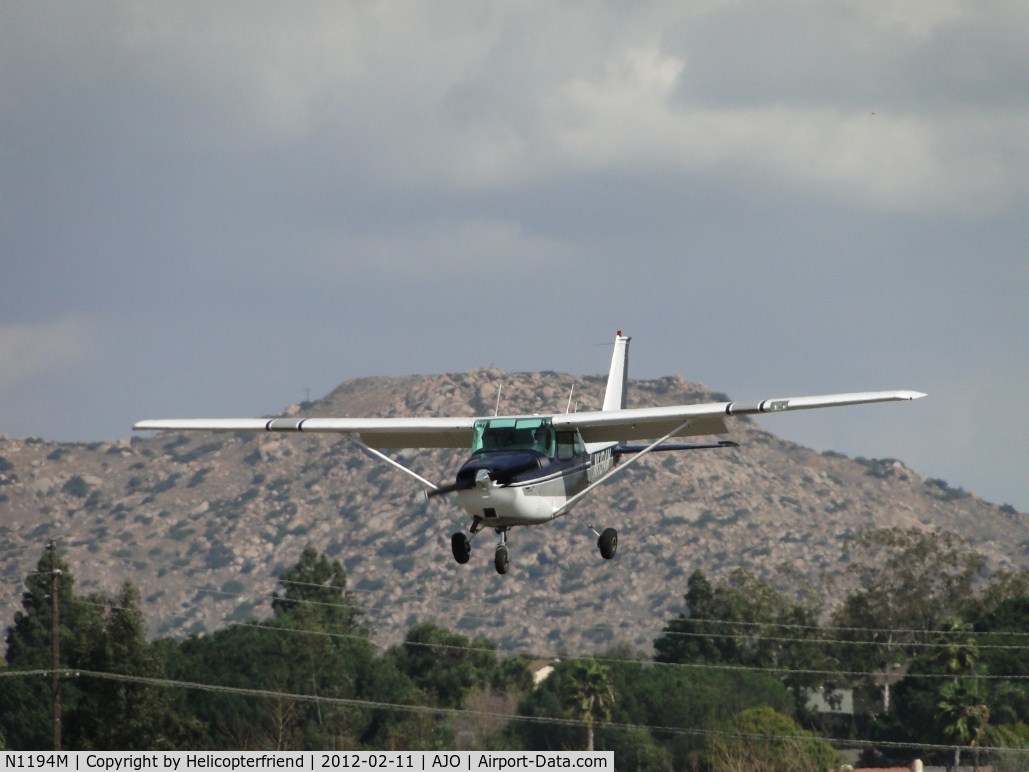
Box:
xmin=494 ymin=529 xmax=510 ymax=574
xmin=494 ymin=544 xmax=510 ymax=574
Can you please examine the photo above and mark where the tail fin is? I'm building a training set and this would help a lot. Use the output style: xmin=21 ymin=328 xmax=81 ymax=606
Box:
xmin=602 ymin=331 xmax=631 ymax=412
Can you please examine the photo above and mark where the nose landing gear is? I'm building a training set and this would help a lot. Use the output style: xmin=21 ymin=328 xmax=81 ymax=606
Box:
xmin=451 ymin=521 xmax=512 ymax=575
xmin=494 ymin=532 xmax=510 ymax=575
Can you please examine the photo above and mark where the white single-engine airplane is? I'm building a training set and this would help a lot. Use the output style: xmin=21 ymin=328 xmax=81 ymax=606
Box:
xmin=134 ymin=332 xmax=924 ymax=574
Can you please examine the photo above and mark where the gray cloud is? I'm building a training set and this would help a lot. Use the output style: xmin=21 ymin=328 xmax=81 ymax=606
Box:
xmin=2 ymin=1 xmax=1027 ymax=511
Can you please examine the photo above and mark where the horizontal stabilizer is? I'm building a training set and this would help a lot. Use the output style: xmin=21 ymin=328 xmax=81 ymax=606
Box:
xmin=614 ymin=440 xmax=739 ymax=455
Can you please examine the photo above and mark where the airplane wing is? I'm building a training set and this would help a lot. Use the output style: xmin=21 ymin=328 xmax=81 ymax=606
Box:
xmin=553 ymin=390 xmax=926 ymax=443
xmin=134 ymin=390 xmax=924 ymax=448
xmin=132 ymin=417 xmax=478 ymax=449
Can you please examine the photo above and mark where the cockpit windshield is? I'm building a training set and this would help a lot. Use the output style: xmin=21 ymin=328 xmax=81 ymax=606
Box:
xmin=471 ymin=417 xmax=555 ymax=457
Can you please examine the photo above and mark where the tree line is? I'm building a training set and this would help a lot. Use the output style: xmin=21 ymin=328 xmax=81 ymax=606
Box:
xmin=1 ymin=529 xmax=1027 ymax=771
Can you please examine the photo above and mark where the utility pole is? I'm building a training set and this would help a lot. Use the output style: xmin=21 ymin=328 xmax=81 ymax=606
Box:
xmin=49 ymin=538 xmax=61 ymax=751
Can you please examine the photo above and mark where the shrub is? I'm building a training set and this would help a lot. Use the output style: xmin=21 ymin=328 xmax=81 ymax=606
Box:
xmin=62 ymin=475 xmax=90 ymax=498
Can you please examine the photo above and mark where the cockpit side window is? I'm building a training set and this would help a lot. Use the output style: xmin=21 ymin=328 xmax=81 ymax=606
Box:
xmin=556 ymin=430 xmax=584 ymax=461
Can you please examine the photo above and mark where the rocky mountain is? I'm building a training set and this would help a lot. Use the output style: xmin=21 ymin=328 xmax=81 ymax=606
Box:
xmin=1 ymin=370 xmax=1025 ymax=655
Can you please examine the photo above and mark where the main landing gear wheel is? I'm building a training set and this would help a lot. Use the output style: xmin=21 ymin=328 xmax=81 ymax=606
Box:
xmin=451 ymin=532 xmax=471 ymax=565
xmin=598 ymin=528 xmax=618 ymax=560
xmin=495 ymin=545 xmax=510 ymax=574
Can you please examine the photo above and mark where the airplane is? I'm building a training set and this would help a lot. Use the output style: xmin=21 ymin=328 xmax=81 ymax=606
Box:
xmin=134 ymin=332 xmax=925 ymax=574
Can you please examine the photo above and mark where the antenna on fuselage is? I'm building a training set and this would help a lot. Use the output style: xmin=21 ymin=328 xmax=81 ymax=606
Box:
xmin=566 ymin=383 xmax=575 ymax=414
xmin=494 ymin=383 xmax=503 ymax=417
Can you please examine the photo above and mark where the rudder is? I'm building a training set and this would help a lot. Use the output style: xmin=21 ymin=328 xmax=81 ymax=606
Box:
xmin=602 ymin=331 xmax=631 ymax=412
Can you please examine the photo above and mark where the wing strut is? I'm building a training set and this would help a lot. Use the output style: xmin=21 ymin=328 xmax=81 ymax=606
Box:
xmin=345 ymin=436 xmax=439 ymax=494
xmin=551 ymin=419 xmax=701 ymax=520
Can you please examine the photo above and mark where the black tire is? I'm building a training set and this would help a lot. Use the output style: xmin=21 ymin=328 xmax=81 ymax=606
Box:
xmin=495 ymin=545 xmax=510 ymax=574
xmin=451 ymin=532 xmax=471 ymax=564
xmin=598 ymin=528 xmax=618 ymax=560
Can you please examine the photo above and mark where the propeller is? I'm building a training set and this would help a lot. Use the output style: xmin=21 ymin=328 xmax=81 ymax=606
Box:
xmin=426 ymin=455 xmax=546 ymax=499
xmin=426 ymin=479 xmax=471 ymax=499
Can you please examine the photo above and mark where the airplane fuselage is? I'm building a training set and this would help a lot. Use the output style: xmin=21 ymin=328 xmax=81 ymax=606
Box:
xmin=453 ymin=416 xmax=617 ymax=528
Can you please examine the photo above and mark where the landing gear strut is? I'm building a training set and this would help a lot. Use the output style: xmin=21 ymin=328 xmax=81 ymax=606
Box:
xmin=452 ymin=519 xmax=615 ymax=572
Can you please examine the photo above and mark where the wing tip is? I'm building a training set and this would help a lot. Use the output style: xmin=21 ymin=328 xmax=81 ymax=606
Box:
xmin=899 ymin=390 xmax=928 ymax=400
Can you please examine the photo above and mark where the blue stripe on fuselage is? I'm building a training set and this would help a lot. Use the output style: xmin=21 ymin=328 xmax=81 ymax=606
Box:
xmin=505 ymin=446 xmax=616 ymax=494
xmin=455 ymin=446 xmax=620 ymax=526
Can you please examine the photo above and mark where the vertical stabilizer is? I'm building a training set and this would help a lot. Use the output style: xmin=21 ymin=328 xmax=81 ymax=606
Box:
xmin=602 ymin=331 xmax=631 ymax=412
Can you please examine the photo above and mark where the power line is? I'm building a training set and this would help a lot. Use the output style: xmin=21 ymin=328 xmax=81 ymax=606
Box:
xmin=224 ymin=622 xmax=1029 ymax=682
xmin=266 ymin=576 xmax=1029 ymax=640
xmin=11 ymin=573 xmax=1029 ymax=666
xmin=649 ymin=626 xmax=1029 ymax=650
xmin=652 ymin=614 xmax=1029 ymax=639
xmin=28 ymin=599 xmax=1027 ymax=683
xmin=248 ymin=582 xmax=1013 ymax=635
xmin=17 ymin=540 xmax=1025 ymax=644
xmin=188 ymin=585 xmax=1029 ymax=650
xmin=7 ymin=553 xmax=1029 ymax=677
xmin=1 ymin=667 xmax=1025 ymax=758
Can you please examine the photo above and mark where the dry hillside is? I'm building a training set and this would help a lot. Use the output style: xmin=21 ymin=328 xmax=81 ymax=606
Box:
xmin=1 ymin=371 xmax=1024 ymax=654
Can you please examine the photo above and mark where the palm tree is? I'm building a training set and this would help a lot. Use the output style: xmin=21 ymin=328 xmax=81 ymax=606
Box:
xmin=936 ymin=618 xmax=980 ymax=681
xmin=937 ymin=681 xmax=990 ymax=771
xmin=932 ymin=618 xmax=988 ymax=770
xmin=561 ymin=659 xmax=615 ymax=752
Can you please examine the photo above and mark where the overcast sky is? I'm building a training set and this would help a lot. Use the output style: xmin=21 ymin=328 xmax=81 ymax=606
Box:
xmin=2 ymin=2 xmax=1027 ymax=513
